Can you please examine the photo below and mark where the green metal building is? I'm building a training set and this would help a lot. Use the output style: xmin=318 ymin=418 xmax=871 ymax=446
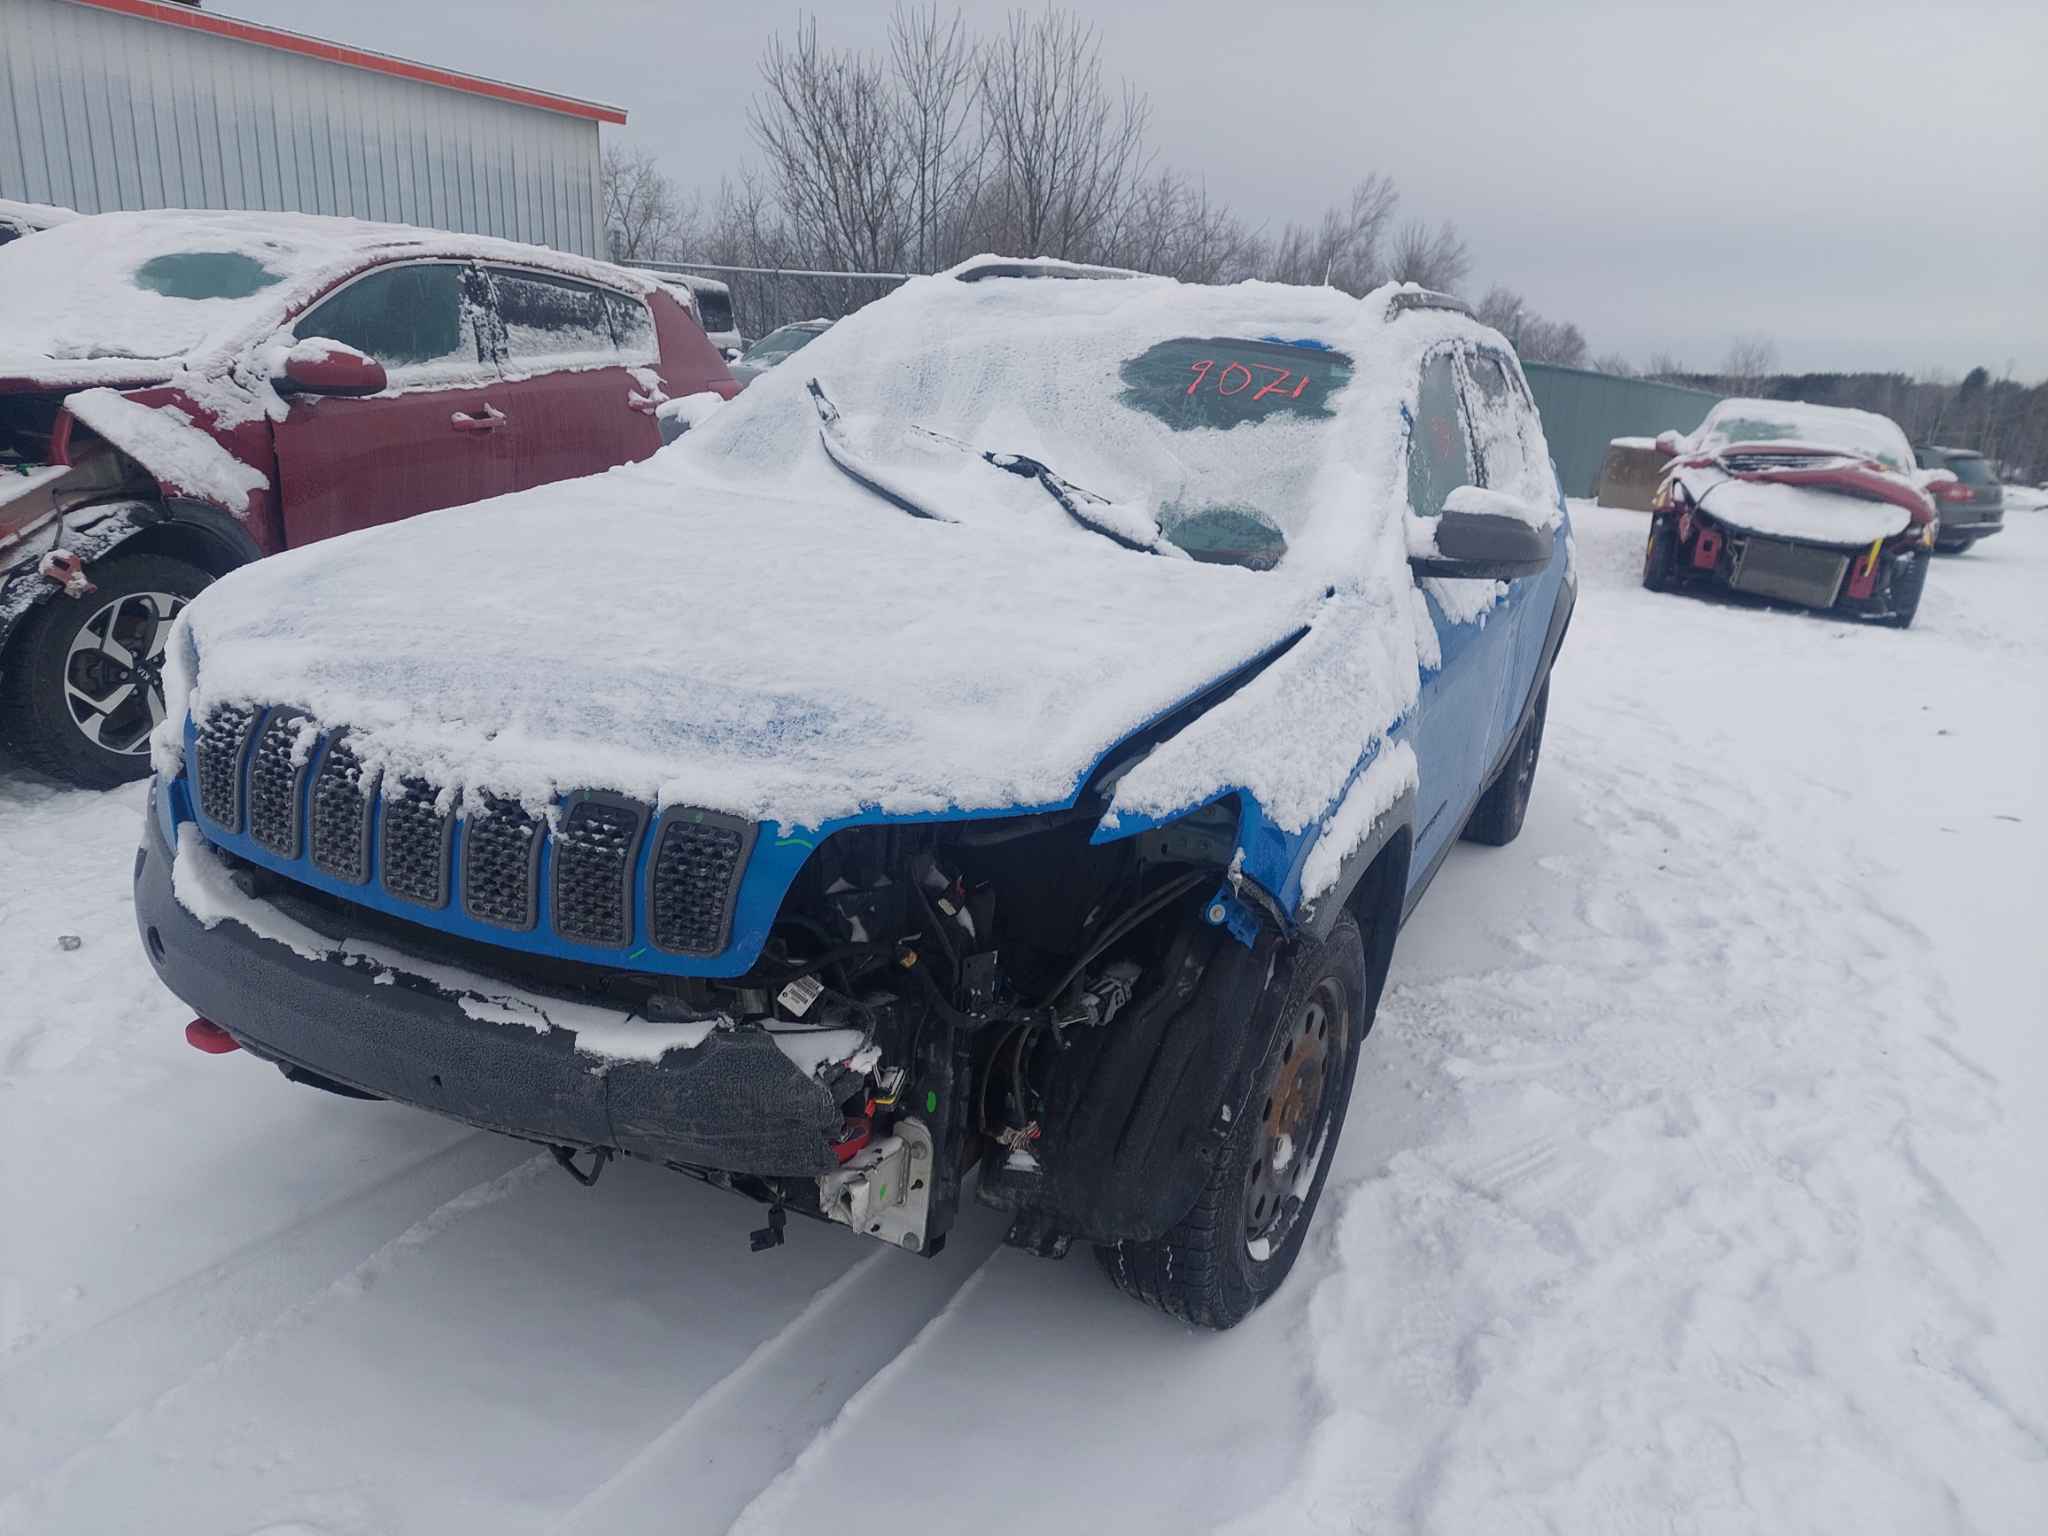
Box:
xmin=1522 ymin=362 xmax=1721 ymax=498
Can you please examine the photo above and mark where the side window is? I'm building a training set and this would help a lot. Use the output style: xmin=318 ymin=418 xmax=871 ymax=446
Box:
xmin=292 ymin=263 xmax=477 ymax=371
xmin=487 ymin=268 xmax=630 ymax=367
xmin=1407 ymin=351 xmax=1475 ymax=518
xmin=606 ymin=292 xmax=657 ymax=361
xmin=1462 ymin=347 xmax=1547 ymax=501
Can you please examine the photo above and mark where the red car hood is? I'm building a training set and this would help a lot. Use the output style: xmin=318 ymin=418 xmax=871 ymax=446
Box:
xmin=1674 ymin=444 xmax=1933 ymax=526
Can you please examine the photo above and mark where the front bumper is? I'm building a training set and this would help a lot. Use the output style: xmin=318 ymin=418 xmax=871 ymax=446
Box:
xmin=134 ymin=801 xmax=848 ymax=1175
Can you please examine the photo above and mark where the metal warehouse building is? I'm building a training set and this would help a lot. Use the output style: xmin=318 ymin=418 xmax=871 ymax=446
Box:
xmin=0 ymin=0 xmax=622 ymax=255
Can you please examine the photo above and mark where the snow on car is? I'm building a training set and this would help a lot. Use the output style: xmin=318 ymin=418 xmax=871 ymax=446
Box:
xmin=1641 ymin=396 xmax=1945 ymax=626
xmin=0 ymin=208 xmax=737 ymax=789
xmin=0 ymin=196 xmax=80 ymax=246
xmin=133 ymin=260 xmax=1574 ymax=1328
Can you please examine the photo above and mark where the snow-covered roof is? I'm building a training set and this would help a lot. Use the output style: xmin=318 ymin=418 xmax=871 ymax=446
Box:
xmin=164 ymin=262 xmax=1544 ymax=836
xmin=0 ymin=209 xmax=660 ymax=388
xmin=0 ymin=197 xmax=80 ymax=231
xmin=1690 ymin=397 xmax=1913 ymax=471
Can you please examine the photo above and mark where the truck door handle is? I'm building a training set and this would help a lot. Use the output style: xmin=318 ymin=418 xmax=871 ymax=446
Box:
xmin=450 ymin=405 xmax=506 ymax=432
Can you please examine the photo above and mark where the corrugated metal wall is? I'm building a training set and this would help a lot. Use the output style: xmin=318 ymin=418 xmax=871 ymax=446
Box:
xmin=1524 ymin=362 xmax=1723 ymax=497
xmin=0 ymin=0 xmax=603 ymax=254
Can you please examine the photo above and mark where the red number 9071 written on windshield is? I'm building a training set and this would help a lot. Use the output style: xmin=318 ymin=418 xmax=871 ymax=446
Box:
xmin=1185 ymin=358 xmax=1314 ymax=403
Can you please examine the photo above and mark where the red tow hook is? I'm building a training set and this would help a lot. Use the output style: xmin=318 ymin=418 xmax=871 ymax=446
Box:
xmin=184 ymin=1018 xmax=241 ymax=1054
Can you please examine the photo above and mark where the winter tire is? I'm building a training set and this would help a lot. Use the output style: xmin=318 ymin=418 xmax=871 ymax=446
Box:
xmin=1642 ymin=515 xmax=1677 ymax=592
xmin=1934 ymin=537 xmax=1974 ymax=555
xmin=1464 ymin=677 xmax=1549 ymax=847
xmin=1095 ymin=912 xmax=1370 ymax=1330
xmin=0 ymin=553 xmax=211 ymax=788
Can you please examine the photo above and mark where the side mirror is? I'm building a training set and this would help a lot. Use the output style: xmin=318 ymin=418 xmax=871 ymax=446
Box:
xmin=1654 ymin=429 xmax=1686 ymax=456
xmin=276 ymin=339 xmax=387 ymax=397
xmin=1410 ymin=487 xmax=1555 ymax=581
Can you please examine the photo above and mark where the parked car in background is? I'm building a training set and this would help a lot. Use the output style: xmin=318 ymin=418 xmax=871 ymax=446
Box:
xmin=653 ymin=273 xmax=742 ymax=359
xmin=1644 ymin=398 xmax=1942 ymax=628
xmin=730 ymin=319 xmax=833 ymax=388
xmin=1 ymin=209 xmax=735 ymax=787
xmin=1912 ymin=445 xmax=2005 ymax=552
xmin=0 ymin=196 xmax=79 ymax=246
xmin=136 ymin=265 xmax=1574 ymax=1329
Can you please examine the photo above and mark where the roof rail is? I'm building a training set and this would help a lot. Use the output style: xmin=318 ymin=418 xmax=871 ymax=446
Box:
xmin=954 ymin=258 xmax=1137 ymax=283
xmin=1386 ymin=288 xmax=1474 ymax=318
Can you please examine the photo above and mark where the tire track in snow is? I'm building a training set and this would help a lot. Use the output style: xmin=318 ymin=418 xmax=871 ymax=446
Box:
xmin=0 ymin=1153 xmax=549 ymax=1529
xmin=549 ymin=1205 xmax=1008 ymax=1536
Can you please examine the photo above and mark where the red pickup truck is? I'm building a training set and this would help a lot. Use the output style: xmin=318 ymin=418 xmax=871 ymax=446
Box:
xmin=0 ymin=208 xmax=736 ymax=786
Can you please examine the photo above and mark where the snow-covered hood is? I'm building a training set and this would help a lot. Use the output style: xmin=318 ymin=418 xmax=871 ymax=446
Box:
xmin=1673 ymin=452 xmax=1931 ymax=548
xmin=163 ymin=456 xmax=1322 ymax=829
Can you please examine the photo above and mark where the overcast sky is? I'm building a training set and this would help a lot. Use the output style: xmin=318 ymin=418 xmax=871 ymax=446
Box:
xmin=245 ymin=0 xmax=2048 ymax=380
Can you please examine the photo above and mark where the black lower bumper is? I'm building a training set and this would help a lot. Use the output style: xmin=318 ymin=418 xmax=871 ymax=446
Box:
xmin=134 ymin=807 xmax=846 ymax=1175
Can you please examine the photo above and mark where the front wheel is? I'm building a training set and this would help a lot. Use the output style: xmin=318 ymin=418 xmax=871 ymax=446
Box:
xmin=1642 ymin=514 xmax=1677 ymax=592
xmin=0 ymin=553 xmax=211 ymax=787
xmin=1880 ymin=549 xmax=1929 ymax=630
xmin=1096 ymin=913 xmax=1370 ymax=1329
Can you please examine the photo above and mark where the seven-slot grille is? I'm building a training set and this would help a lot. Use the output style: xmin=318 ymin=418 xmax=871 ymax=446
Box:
xmin=187 ymin=706 xmax=755 ymax=956
xmin=650 ymin=811 xmax=754 ymax=955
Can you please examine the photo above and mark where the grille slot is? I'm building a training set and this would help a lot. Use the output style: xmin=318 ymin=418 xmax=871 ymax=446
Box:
xmin=648 ymin=809 xmax=754 ymax=956
xmin=308 ymin=737 xmax=373 ymax=881
xmin=461 ymin=796 xmax=542 ymax=930
xmin=194 ymin=704 xmax=258 ymax=830
xmin=246 ymin=711 xmax=310 ymax=857
xmin=380 ymin=776 xmax=453 ymax=908
xmin=552 ymin=796 xmax=646 ymax=947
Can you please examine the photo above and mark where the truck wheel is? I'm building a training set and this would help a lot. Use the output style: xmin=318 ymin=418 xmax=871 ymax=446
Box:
xmin=1881 ymin=549 xmax=1929 ymax=630
xmin=1642 ymin=515 xmax=1677 ymax=592
xmin=0 ymin=553 xmax=211 ymax=788
xmin=1463 ymin=678 xmax=1549 ymax=847
xmin=1095 ymin=912 xmax=1370 ymax=1329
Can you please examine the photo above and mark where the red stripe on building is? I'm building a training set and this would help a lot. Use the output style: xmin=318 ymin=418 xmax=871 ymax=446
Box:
xmin=63 ymin=0 xmax=628 ymax=124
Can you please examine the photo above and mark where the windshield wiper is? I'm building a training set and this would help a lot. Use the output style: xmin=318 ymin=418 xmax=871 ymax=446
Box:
xmin=906 ymin=423 xmax=1165 ymax=555
xmin=807 ymin=379 xmax=952 ymax=524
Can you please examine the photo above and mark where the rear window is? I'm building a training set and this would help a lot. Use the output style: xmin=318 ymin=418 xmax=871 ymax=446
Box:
xmin=1948 ymin=456 xmax=1995 ymax=486
xmin=693 ymin=287 xmax=734 ymax=335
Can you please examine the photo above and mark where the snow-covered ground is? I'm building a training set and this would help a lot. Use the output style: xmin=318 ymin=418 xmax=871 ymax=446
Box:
xmin=3 ymin=503 xmax=2042 ymax=1535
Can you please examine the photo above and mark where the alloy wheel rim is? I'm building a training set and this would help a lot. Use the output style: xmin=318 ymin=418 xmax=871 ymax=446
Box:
xmin=1245 ymin=975 xmax=1350 ymax=1255
xmin=62 ymin=590 xmax=184 ymax=755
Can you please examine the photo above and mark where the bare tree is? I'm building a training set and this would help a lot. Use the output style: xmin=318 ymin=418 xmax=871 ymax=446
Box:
xmin=1592 ymin=352 xmax=1638 ymax=378
xmin=1644 ymin=351 xmax=1688 ymax=380
xmin=975 ymin=8 xmax=1151 ymax=260
xmin=1260 ymin=175 xmax=1400 ymax=293
xmin=1385 ymin=217 xmax=1470 ymax=293
xmin=1720 ymin=334 xmax=1779 ymax=393
xmin=601 ymin=144 xmax=697 ymax=263
xmin=1473 ymin=284 xmax=1588 ymax=366
xmin=751 ymin=18 xmax=913 ymax=273
xmin=889 ymin=3 xmax=986 ymax=272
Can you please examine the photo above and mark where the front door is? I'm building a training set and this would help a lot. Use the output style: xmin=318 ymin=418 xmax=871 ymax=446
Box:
xmin=272 ymin=261 xmax=511 ymax=547
xmin=1406 ymin=349 xmax=1516 ymax=886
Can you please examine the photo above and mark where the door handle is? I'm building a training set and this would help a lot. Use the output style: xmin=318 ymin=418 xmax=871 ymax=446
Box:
xmin=450 ymin=405 xmax=507 ymax=432
xmin=627 ymin=388 xmax=666 ymax=415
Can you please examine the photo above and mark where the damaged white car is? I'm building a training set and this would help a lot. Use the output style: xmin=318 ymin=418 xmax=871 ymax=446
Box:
xmin=135 ymin=260 xmax=1575 ymax=1328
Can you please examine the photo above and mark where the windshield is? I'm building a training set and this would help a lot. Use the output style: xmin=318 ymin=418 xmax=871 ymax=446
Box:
xmin=1698 ymin=399 xmax=1911 ymax=471
xmin=702 ymin=316 xmax=1354 ymax=573
xmin=746 ymin=323 xmax=825 ymax=366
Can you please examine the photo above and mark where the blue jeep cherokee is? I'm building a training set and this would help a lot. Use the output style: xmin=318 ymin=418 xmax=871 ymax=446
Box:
xmin=135 ymin=261 xmax=1574 ymax=1328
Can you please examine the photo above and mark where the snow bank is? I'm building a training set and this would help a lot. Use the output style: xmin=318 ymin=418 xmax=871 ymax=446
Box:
xmin=63 ymin=389 xmax=268 ymax=513
xmin=173 ymin=261 xmax=1516 ymax=838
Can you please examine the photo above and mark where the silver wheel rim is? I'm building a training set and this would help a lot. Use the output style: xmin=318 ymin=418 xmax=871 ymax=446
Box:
xmin=62 ymin=589 xmax=184 ymax=755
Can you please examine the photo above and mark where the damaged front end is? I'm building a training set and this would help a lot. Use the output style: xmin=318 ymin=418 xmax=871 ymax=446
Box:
xmin=143 ymin=693 xmax=1314 ymax=1262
